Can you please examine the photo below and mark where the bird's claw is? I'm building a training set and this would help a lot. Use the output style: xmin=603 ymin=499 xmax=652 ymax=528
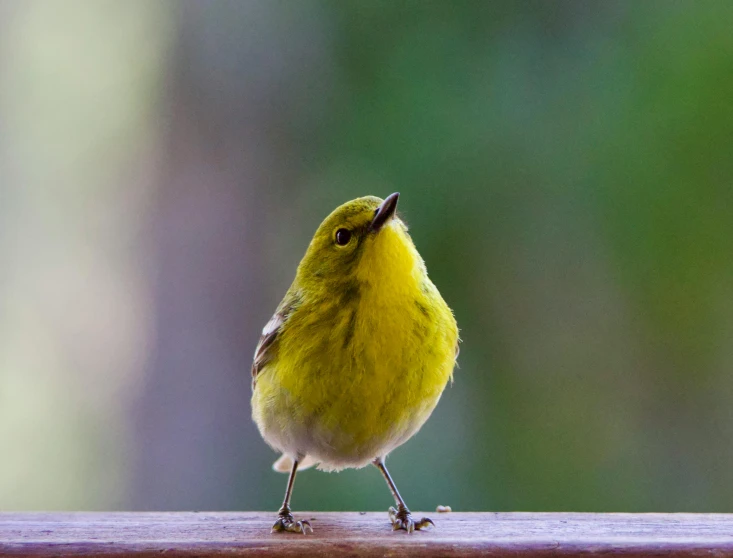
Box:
xmin=271 ymin=512 xmax=312 ymax=535
xmin=388 ymin=505 xmax=434 ymax=533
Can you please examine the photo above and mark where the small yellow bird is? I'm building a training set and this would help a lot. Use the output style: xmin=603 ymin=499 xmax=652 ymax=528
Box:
xmin=251 ymin=193 xmax=459 ymax=534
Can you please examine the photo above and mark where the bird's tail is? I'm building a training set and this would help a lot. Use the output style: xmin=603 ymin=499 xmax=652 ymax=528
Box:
xmin=273 ymin=454 xmax=318 ymax=473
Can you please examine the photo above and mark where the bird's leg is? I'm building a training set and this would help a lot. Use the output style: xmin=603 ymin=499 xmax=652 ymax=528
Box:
xmin=271 ymin=458 xmax=312 ymax=534
xmin=373 ymin=457 xmax=434 ymax=533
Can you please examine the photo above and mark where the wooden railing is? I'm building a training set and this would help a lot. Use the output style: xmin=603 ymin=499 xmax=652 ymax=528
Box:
xmin=2 ymin=511 xmax=733 ymax=556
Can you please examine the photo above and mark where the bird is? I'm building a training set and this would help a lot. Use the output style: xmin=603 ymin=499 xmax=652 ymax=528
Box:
xmin=251 ymin=192 xmax=459 ymax=534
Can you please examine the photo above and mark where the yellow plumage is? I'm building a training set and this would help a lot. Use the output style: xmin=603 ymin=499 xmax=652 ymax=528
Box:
xmin=251 ymin=193 xmax=458 ymax=533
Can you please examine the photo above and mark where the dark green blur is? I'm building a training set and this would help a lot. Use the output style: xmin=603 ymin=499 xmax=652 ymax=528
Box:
xmin=283 ymin=1 xmax=733 ymax=513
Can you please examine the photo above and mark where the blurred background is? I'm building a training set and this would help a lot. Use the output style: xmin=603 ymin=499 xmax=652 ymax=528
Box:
xmin=1 ymin=0 xmax=732 ymax=513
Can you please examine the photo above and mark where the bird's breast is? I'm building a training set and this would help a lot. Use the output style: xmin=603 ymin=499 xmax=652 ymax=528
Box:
xmin=254 ymin=276 xmax=457 ymax=466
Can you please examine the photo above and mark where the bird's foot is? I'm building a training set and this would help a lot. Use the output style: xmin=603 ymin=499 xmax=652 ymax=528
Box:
xmin=271 ymin=507 xmax=312 ymax=535
xmin=388 ymin=505 xmax=434 ymax=533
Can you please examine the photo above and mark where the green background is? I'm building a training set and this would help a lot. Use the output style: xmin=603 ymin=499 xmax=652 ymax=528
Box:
xmin=1 ymin=0 xmax=732 ymax=513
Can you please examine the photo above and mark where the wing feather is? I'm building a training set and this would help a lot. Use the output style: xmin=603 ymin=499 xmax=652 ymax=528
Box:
xmin=251 ymin=293 xmax=300 ymax=388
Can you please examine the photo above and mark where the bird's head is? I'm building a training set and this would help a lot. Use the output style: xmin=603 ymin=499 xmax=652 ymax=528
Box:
xmin=296 ymin=193 xmax=425 ymax=292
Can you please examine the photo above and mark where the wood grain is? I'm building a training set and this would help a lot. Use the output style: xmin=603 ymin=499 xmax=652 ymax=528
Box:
xmin=2 ymin=512 xmax=733 ymax=557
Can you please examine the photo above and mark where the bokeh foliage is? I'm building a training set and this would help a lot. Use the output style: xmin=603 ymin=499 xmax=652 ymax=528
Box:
xmin=1 ymin=0 xmax=732 ymax=512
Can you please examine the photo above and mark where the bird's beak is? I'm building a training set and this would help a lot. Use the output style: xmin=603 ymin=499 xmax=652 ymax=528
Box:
xmin=369 ymin=192 xmax=399 ymax=233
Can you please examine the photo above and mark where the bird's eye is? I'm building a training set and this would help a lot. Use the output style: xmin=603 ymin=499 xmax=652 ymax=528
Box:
xmin=335 ymin=228 xmax=352 ymax=246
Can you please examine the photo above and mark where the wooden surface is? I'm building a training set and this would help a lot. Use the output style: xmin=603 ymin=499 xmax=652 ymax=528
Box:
xmin=2 ymin=512 xmax=733 ymax=557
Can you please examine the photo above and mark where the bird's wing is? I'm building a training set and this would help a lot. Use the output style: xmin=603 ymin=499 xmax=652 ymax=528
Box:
xmin=251 ymin=312 xmax=282 ymax=383
xmin=251 ymin=292 xmax=300 ymax=388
